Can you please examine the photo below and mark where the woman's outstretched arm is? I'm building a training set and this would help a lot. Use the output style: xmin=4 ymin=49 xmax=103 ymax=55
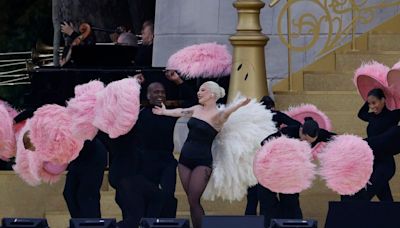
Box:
xmin=152 ymin=103 xmax=199 ymax=117
xmin=220 ymin=98 xmax=251 ymax=121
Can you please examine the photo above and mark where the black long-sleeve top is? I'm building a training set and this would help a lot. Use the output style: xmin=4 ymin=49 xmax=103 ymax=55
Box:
xmin=135 ymin=44 xmax=153 ymax=67
xmin=358 ymin=102 xmax=400 ymax=137
xmin=108 ymin=82 xmax=196 ymax=185
xmin=281 ymin=125 xmax=336 ymax=148
xmin=272 ymin=110 xmax=301 ymax=129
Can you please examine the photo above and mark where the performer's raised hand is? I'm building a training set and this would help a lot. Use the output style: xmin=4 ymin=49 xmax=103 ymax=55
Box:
xmin=152 ymin=102 xmax=166 ymax=115
xmin=240 ymin=97 xmax=251 ymax=106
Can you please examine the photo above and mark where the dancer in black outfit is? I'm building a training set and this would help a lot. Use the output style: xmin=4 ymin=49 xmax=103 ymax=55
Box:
xmin=108 ymin=72 xmax=196 ymax=227
xmin=153 ymin=81 xmax=250 ymax=228
xmin=63 ymin=135 xmax=108 ymax=218
xmin=258 ymin=117 xmax=336 ymax=226
xmin=137 ymin=71 xmax=197 ymax=218
xmin=342 ymin=88 xmax=400 ymax=202
xmin=245 ymin=96 xmax=300 ymax=215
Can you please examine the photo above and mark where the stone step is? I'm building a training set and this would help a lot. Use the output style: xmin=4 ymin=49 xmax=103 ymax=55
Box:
xmin=303 ymin=71 xmax=356 ymax=91
xmin=274 ymin=91 xmax=364 ymax=112
xmin=368 ymin=34 xmax=400 ymax=51
xmin=325 ymin=111 xmax=367 ymax=136
xmin=335 ymin=51 xmax=400 ymax=71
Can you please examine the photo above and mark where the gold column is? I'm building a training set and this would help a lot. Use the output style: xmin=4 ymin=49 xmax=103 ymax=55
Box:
xmin=228 ymin=0 xmax=269 ymax=102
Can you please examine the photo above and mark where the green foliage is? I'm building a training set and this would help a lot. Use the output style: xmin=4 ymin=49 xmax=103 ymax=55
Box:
xmin=0 ymin=0 xmax=52 ymax=52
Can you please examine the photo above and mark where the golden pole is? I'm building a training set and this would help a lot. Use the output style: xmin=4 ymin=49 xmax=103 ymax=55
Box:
xmin=351 ymin=4 xmax=356 ymax=51
xmin=227 ymin=0 xmax=269 ymax=102
xmin=287 ymin=0 xmax=292 ymax=91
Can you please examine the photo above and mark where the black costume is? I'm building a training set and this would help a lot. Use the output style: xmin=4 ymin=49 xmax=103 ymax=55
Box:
xmin=107 ymin=125 xmax=162 ymax=228
xmin=342 ymin=102 xmax=400 ymax=202
xmin=258 ymin=125 xmax=335 ymax=226
xmin=179 ymin=117 xmax=218 ymax=170
xmin=245 ymin=111 xmax=301 ymax=215
xmin=135 ymin=44 xmax=153 ymax=67
xmin=63 ymin=136 xmax=107 ymax=218
xmin=108 ymin=82 xmax=196 ymax=227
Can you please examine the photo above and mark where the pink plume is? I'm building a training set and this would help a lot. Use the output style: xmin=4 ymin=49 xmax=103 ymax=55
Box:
xmin=285 ymin=104 xmax=332 ymax=131
xmin=39 ymin=162 xmax=67 ymax=184
xmin=353 ymin=61 xmax=389 ymax=87
xmin=93 ymin=78 xmax=141 ymax=138
xmin=253 ymin=136 xmax=316 ymax=194
xmin=29 ymin=104 xmax=84 ymax=164
xmin=0 ymin=100 xmax=19 ymax=118
xmin=67 ymin=80 xmax=105 ymax=140
xmin=0 ymin=104 xmax=16 ymax=160
xmin=166 ymin=42 xmax=231 ymax=79
xmin=387 ymin=60 xmax=400 ymax=109
xmin=318 ymin=135 xmax=374 ymax=195
xmin=13 ymin=123 xmax=41 ymax=186
xmin=353 ymin=61 xmax=397 ymax=109
xmin=311 ymin=142 xmax=327 ymax=160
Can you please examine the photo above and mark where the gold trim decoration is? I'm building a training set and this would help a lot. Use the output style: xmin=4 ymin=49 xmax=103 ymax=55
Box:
xmin=276 ymin=0 xmax=400 ymax=56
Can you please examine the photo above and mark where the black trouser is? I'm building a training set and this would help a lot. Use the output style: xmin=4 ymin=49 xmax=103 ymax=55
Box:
xmin=258 ymin=185 xmax=302 ymax=227
xmin=245 ymin=184 xmax=260 ymax=215
xmin=114 ymin=175 xmax=163 ymax=228
xmin=341 ymin=157 xmax=396 ymax=202
xmin=141 ymin=155 xmax=178 ymax=218
xmin=63 ymin=139 xmax=107 ymax=218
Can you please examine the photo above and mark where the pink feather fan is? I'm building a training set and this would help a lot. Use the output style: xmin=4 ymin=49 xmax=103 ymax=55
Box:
xmin=166 ymin=42 xmax=231 ymax=79
xmin=387 ymin=61 xmax=400 ymax=109
xmin=67 ymin=80 xmax=105 ymax=141
xmin=13 ymin=122 xmax=42 ymax=186
xmin=353 ymin=61 xmax=396 ymax=109
xmin=93 ymin=77 xmax=141 ymax=138
xmin=285 ymin=104 xmax=332 ymax=131
xmin=319 ymin=135 xmax=373 ymax=195
xmin=253 ymin=136 xmax=316 ymax=194
xmin=0 ymin=104 xmax=16 ymax=160
xmin=29 ymin=104 xmax=84 ymax=165
xmin=0 ymin=99 xmax=19 ymax=118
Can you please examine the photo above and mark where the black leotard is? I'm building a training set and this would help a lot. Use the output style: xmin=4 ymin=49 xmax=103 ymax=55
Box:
xmin=179 ymin=117 xmax=218 ymax=170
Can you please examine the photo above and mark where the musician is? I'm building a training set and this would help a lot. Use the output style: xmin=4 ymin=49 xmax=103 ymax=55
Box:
xmin=60 ymin=21 xmax=96 ymax=66
xmin=135 ymin=21 xmax=153 ymax=66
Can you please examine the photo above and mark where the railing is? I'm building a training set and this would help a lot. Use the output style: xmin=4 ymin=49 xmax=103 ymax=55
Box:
xmin=0 ymin=51 xmax=31 ymax=86
xmin=272 ymin=0 xmax=400 ymax=90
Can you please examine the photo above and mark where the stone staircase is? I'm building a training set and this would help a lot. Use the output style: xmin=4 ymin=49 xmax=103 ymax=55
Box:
xmin=273 ymin=30 xmax=400 ymax=227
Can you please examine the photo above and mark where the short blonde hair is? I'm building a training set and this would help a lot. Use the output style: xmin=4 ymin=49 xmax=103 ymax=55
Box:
xmin=202 ymin=81 xmax=225 ymax=100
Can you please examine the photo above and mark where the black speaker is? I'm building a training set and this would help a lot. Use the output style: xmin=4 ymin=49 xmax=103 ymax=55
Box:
xmin=1 ymin=218 xmax=49 ymax=228
xmin=139 ymin=218 xmax=189 ymax=228
xmin=202 ymin=216 xmax=264 ymax=228
xmin=69 ymin=218 xmax=116 ymax=228
xmin=269 ymin=219 xmax=317 ymax=228
xmin=325 ymin=201 xmax=400 ymax=228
